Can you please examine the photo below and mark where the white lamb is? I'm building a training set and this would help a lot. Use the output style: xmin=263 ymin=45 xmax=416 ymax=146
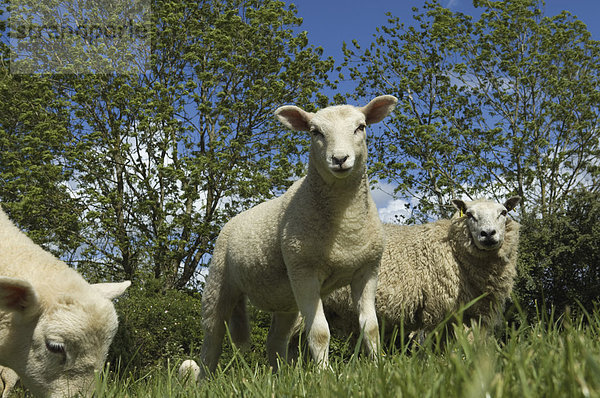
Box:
xmin=324 ymin=197 xmax=521 ymax=338
xmin=181 ymin=95 xmax=398 ymax=381
xmin=0 ymin=207 xmax=130 ymax=397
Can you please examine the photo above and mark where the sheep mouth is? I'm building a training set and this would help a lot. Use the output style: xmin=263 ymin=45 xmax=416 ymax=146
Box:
xmin=478 ymin=238 xmax=501 ymax=250
xmin=330 ymin=165 xmax=353 ymax=176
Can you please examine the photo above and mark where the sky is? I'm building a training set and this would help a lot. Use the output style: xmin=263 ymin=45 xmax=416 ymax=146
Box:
xmin=282 ymin=0 xmax=600 ymax=222
xmin=288 ymin=1 xmax=600 ymax=71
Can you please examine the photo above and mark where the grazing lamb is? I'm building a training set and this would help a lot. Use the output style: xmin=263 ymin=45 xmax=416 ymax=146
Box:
xmin=0 ymin=207 xmax=130 ymax=397
xmin=183 ymin=95 xmax=397 ymax=381
xmin=324 ymin=197 xmax=521 ymax=338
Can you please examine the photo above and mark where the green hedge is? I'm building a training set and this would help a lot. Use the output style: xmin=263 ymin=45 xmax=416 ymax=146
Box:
xmin=109 ymin=279 xmax=204 ymax=372
xmin=109 ymin=278 xmax=272 ymax=373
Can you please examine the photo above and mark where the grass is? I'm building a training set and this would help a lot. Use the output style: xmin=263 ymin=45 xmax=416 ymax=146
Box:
xmin=10 ymin=306 xmax=600 ymax=397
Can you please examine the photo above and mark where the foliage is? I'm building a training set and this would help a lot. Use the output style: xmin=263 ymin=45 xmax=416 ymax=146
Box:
xmin=109 ymin=279 xmax=204 ymax=372
xmin=1 ymin=0 xmax=334 ymax=288
xmin=516 ymin=189 xmax=600 ymax=319
xmin=0 ymin=9 xmax=81 ymax=255
xmin=0 ymin=73 xmax=82 ymax=255
xmin=110 ymin=278 xmax=272 ymax=373
xmin=341 ymin=0 xmax=600 ymax=222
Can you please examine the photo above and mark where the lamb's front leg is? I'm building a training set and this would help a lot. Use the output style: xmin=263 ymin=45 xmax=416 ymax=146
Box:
xmin=289 ymin=272 xmax=330 ymax=368
xmin=351 ymin=267 xmax=380 ymax=359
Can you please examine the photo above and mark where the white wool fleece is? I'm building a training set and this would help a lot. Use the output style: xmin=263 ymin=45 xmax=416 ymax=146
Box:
xmin=0 ymin=207 xmax=129 ymax=398
xmin=191 ymin=96 xmax=397 ymax=381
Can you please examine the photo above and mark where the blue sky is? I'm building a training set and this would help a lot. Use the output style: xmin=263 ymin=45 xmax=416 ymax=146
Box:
xmin=282 ymin=0 xmax=600 ymax=221
xmin=287 ymin=0 xmax=600 ymax=72
xmin=285 ymin=0 xmax=600 ymax=100
xmin=287 ymin=0 xmax=600 ymax=97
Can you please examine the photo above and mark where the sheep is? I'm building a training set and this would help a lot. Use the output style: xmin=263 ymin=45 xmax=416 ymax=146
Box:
xmin=324 ymin=197 xmax=521 ymax=340
xmin=0 ymin=366 xmax=18 ymax=397
xmin=0 ymin=207 xmax=130 ymax=397
xmin=181 ymin=95 xmax=398 ymax=381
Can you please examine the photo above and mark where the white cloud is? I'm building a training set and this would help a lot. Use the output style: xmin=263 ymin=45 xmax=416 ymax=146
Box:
xmin=445 ymin=0 xmax=460 ymax=9
xmin=378 ymin=198 xmax=412 ymax=224
xmin=370 ymin=182 xmax=396 ymax=209
xmin=371 ymin=183 xmax=415 ymax=224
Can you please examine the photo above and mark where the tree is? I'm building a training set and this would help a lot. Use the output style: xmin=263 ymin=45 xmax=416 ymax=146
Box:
xmin=18 ymin=0 xmax=334 ymax=288
xmin=340 ymin=0 xmax=600 ymax=316
xmin=517 ymin=189 xmax=600 ymax=318
xmin=465 ymin=0 xmax=600 ymax=218
xmin=341 ymin=0 xmax=600 ymax=222
xmin=0 ymin=2 xmax=81 ymax=256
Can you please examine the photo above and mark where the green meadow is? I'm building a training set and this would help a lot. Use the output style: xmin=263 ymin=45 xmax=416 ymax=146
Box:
xmin=13 ymin=305 xmax=599 ymax=398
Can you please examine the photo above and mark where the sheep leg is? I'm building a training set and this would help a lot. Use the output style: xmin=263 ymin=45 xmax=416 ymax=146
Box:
xmin=351 ymin=268 xmax=380 ymax=359
xmin=199 ymin=279 xmax=241 ymax=379
xmin=267 ymin=311 xmax=300 ymax=370
xmin=229 ymin=296 xmax=250 ymax=351
xmin=289 ymin=273 xmax=330 ymax=368
xmin=198 ymin=315 xmax=227 ymax=379
xmin=0 ymin=366 xmax=19 ymax=398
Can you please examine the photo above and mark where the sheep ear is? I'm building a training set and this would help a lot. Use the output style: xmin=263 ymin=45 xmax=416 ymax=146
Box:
xmin=0 ymin=277 xmax=39 ymax=313
xmin=91 ymin=281 xmax=131 ymax=300
xmin=360 ymin=95 xmax=398 ymax=125
xmin=504 ymin=196 xmax=521 ymax=212
xmin=452 ymin=199 xmax=467 ymax=215
xmin=275 ymin=106 xmax=313 ymax=131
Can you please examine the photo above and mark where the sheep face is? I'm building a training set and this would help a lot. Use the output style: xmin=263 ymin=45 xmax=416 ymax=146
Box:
xmin=24 ymin=300 xmax=116 ymax=397
xmin=275 ymin=96 xmax=398 ymax=181
xmin=308 ymin=106 xmax=368 ymax=179
xmin=452 ymin=197 xmax=521 ymax=251
xmin=0 ymin=277 xmax=129 ymax=397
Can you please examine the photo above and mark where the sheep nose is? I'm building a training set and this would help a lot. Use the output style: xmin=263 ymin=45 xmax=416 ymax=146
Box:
xmin=480 ymin=229 xmax=496 ymax=238
xmin=332 ymin=155 xmax=349 ymax=167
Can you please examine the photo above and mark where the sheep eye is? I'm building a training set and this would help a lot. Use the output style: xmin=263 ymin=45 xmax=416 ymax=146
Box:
xmin=355 ymin=124 xmax=366 ymax=134
xmin=310 ymin=128 xmax=324 ymax=138
xmin=466 ymin=212 xmax=475 ymax=220
xmin=500 ymin=210 xmax=507 ymax=217
xmin=46 ymin=341 xmax=66 ymax=355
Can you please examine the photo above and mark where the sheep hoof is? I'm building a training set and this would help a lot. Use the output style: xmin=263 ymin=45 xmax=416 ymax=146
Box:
xmin=178 ymin=359 xmax=200 ymax=383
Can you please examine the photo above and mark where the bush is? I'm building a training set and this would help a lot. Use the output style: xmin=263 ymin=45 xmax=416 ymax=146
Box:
xmin=109 ymin=278 xmax=273 ymax=374
xmin=515 ymin=188 xmax=600 ymax=320
xmin=109 ymin=279 xmax=204 ymax=373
